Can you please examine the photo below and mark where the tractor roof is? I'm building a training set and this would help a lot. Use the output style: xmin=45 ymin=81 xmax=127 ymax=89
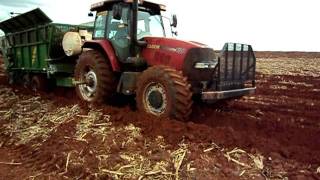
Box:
xmin=90 ymin=0 xmax=166 ymax=12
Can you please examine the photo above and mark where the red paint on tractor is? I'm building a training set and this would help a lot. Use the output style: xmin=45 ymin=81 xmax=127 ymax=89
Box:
xmin=142 ymin=37 xmax=209 ymax=70
xmin=82 ymin=40 xmax=121 ymax=72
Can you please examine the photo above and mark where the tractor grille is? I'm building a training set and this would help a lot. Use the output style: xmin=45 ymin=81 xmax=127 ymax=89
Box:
xmin=218 ymin=43 xmax=256 ymax=91
xmin=183 ymin=48 xmax=217 ymax=82
xmin=182 ymin=48 xmax=218 ymax=93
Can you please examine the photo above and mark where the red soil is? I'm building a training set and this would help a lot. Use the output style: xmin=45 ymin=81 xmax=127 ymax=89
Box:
xmin=0 ymin=56 xmax=319 ymax=179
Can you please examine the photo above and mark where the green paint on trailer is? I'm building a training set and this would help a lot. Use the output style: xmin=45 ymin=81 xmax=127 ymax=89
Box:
xmin=55 ymin=77 xmax=75 ymax=87
xmin=48 ymin=63 xmax=77 ymax=74
xmin=0 ymin=8 xmax=93 ymax=88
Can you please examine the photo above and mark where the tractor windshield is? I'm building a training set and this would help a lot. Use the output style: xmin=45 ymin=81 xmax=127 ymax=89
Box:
xmin=137 ymin=10 xmax=171 ymax=39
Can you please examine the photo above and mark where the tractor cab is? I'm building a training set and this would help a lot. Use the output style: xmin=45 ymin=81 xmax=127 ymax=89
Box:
xmin=90 ymin=0 xmax=173 ymax=63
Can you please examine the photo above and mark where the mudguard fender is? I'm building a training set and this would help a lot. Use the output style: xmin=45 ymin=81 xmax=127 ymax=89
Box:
xmin=82 ymin=40 xmax=121 ymax=72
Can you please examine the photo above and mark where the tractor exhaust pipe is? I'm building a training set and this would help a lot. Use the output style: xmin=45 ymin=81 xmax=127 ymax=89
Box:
xmin=131 ymin=0 xmax=138 ymax=44
xmin=130 ymin=0 xmax=146 ymax=56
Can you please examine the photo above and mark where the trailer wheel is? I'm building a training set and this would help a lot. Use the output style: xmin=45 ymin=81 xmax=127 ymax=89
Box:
xmin=136 ymin=66 xmax=193 ymax=120
xmin=7 ymin=71 xmax=20 ymax=85
xmin=75 ymin=50 xmax=116 ymax=103
xmin=31 ymin=75 xmax=47 ymax=92
xmin=22 ymin=74 xmax=30 ymax=89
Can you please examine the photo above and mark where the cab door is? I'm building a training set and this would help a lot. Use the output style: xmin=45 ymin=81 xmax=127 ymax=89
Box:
xmin=93 ymin=11 xmax=108 ymax=39
xmin=106 ymin=5 xmax=131 ymax=62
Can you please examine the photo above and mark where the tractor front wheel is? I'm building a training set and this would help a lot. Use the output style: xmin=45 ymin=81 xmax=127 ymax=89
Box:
xmin=136 ymin=66 xmax=193 ymax=120
xmin=75 ymin=50 xmax=117 ymax=103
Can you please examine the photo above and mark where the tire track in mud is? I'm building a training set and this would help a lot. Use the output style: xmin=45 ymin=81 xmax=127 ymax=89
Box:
xmin=7 ymin=120 xmax=89 ymax=178
xmin=0 ymin=57 xmax=320 ymax=179
xmin=99 ymin=73 xmax=320 ymax=165
xmin=11 ymin=142 xmax=62 ymax=175
xmin=188 ymin=74 xmax=320 ymax=163
xmin=12 ymin=145 xmax=60 ymax=173
xmin=8 ymin=73 xmax=319 ymax=167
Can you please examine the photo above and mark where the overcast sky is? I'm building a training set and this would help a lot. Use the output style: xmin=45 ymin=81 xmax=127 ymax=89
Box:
xmin=1 ymin=0 xmax=320 ymax=51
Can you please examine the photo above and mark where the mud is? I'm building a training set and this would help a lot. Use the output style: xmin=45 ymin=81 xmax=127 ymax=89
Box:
xmin=0 ymin=56 xmax=319 ymax=179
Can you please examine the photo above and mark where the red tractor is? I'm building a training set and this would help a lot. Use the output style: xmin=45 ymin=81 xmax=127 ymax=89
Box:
xmin=75 ymin=0 xmax=256 ymax=120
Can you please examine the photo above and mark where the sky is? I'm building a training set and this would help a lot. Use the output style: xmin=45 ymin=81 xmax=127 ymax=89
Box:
xmin=1 ymin=0 xmax=320 ymax=51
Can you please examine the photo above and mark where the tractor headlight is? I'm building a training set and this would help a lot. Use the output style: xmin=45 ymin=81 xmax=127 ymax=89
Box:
xmin=194 ymin=61 xmax=218 ymax=69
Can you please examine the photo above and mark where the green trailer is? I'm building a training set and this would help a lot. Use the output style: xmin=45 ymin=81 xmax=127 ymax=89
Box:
xmin=0 ymin=8 xmax=93 ymax=89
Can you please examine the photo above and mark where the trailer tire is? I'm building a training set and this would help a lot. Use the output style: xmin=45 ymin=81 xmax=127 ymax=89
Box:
xmin=31 ymin=75 xmax=47 ymax=92
xmin=75 ymin=50 xmax=117 ymax=103
xmin=23 ymin=74 xmax=30 ymax=89
xmin=136 ymin=66 xmax=193 ymax=121
xmin=7 ymin=72 xmax=15 ymax=85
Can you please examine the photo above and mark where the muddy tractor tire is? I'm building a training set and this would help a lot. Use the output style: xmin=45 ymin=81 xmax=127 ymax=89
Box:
xmin=136 ymin=66 xmax=193 ymax=120
xmin=30 ymin=75 xmax=48 ymax=92
xmin=75 ymin=50 xmax=117 ymax=103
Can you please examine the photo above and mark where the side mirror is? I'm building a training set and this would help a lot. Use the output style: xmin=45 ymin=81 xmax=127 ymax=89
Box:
xmin=172 ymin=31 xmax=178 ymax=36
xmin=88 ymin=12 xmax=94 ymax=17
xmin=113 ymin=4 xmax=122 ymax=20
xmin=171 ymin=14 xmax=177 ymax=28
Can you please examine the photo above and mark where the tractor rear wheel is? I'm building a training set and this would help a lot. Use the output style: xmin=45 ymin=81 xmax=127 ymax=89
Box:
xmin=136 ymin=66 xmax=193 ymax=120
xmin=75 ymin=50 xmax=117 ymax=103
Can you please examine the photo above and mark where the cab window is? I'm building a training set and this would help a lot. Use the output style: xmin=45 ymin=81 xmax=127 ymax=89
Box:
xmin=106 ymin=5 xmax=130 ymax=62
xmin=137 ymin=11 xmax=165 ymax=40
xmin=94 ymin=11 xmax=108 ymax=38
xmin=106 ymin=6 xmax=129 ymax=40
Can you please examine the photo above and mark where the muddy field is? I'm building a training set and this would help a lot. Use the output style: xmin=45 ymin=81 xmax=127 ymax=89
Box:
xmin=0 ymin=54 xmax=319 ymax=179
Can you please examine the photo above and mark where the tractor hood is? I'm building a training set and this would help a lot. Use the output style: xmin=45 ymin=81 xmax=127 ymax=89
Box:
xmin=141 ymin=37 xmax=216 ymax=71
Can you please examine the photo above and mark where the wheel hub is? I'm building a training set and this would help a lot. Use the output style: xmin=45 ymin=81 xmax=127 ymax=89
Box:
xmin=144 ymin=83 xmax=167 ymax=115
xmin=85 ymin=71 xmax=97 ymax=92
xmin=148 ymin=90 xmax=163 ymax=109
xmin=79 ymin=69 xmax=98 ymax=100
